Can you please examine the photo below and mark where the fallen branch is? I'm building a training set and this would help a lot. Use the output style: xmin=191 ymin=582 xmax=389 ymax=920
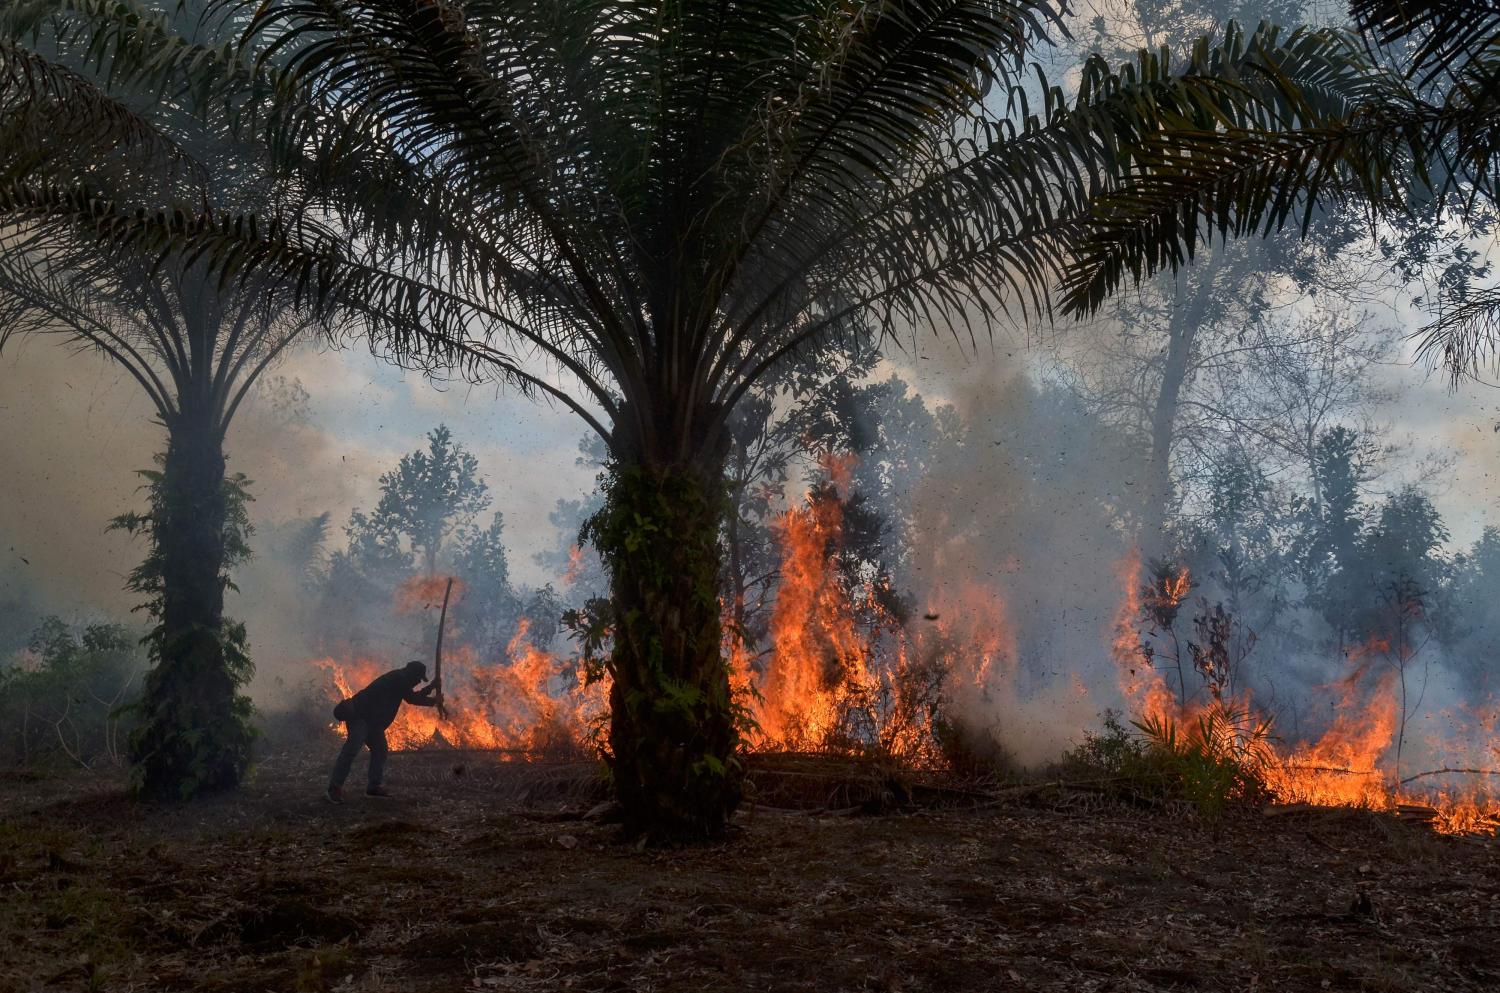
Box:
xmin=1399 ymin=767 xmax=1500 ymax=785
xmin=1396 ymin=803 xmax=1439 ymax=821
xmin=1262 ymin=803 xmax=1338 ymax=817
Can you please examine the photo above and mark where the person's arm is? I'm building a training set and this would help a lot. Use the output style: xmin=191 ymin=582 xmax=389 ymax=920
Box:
xmin=403 ymin=682 xmax=439 ymax=707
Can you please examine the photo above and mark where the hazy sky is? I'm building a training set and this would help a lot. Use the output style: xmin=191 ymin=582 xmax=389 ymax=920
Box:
xmin=0 ymin=334 xmax=596 ymax=619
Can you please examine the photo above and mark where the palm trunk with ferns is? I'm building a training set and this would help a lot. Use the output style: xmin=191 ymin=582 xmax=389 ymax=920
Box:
xmin=126 ymin=396 xmax=252 ymax=798
xmin=591 ymin=448 xmax=741 ymax=838
xmin=0 ymin=228 xmax=307 ymax=797
xmin=127 ymin=281 xmax=310 ymax=798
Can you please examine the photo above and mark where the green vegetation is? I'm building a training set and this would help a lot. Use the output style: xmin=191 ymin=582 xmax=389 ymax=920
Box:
xmin=1064 ymin=1 xmax=1500 ymax=379
xmin=0 ymin=619 xmax=144 ymax=769
xmin=1064 ymin=709 xmax=1273 ymax=818
xmin=112 ymin=464 xmax=258 ymax=799
xmin=585 ymin=463 xmax=746 ymax=839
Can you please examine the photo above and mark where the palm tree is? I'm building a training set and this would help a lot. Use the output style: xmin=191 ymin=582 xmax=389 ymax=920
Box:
xmin=2 ymin=23 xmax=340 ymax=804
xmin=0 ymin=219 xmax=320 ymax=797
xmin=1 ymin=1 xmax=1377 ymax=836
xmin=1059 ymin=1 xmax=1500 ymax=384
xmin=0 ymin=22 xmax=476 ymax=801
xmin=0 ymin=38 xmax=326 ymax=795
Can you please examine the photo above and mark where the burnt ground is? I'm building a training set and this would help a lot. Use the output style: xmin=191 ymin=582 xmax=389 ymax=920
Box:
xmin=3 ymin=750 xmax=1498 ymax=993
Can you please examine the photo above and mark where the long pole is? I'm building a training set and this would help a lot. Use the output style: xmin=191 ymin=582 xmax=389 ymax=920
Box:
xmin=434 ymin=577 xmax=454 ymax=721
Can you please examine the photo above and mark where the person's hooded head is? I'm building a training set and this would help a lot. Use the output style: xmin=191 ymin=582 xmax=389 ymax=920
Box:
xmin=403 ymin=660 xmax=427 ymax=686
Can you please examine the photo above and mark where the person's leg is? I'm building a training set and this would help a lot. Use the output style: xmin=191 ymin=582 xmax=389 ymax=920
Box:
xmin=367 ymin=728 xmax=389 ymax=791
xmin=329 ymin=719 xmax=368 ymax=790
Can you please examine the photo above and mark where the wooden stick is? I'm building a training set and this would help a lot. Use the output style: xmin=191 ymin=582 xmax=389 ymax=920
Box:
xmin=434 ymin=576 xmax=454 ymax=721
xmin=1399 ymin=766 xmax=1500 ymax=785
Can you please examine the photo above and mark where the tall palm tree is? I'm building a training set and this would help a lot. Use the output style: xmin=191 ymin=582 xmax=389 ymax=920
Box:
xmin=1060 ymin=1 xmax=1500 ymax=383
xmin=0 ymin=222 xmax=319 ymax=797
xmin=0 ymin=36 xmax=329 ymax=797
xmin=1 ymin=1 xmax=1378 ymax=836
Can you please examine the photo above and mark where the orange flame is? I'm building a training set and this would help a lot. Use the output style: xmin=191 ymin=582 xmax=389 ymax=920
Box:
xmin=310 ymin=492 xmax=1499 ymax=835
xmin=394 ymin=574 xmax=466 ymax=614
xmin=1109 ymin=550 xmax=1176 ymax=722
xmin=320 ymin=615 xmax=605 ymax=757
xmin=563 ymin=546 xmax=587 ymax=587
xmin=1109 ymin=551 xmax=1500 ymax=834
xmin=752 ymin=481 xmax=867 ymax=747
xmin=742 ymin=456 xmax=964 ymax=766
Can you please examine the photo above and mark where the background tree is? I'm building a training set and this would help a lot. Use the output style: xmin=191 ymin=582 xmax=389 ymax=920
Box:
xmin=356 ymin=425 xmax=490 ymax=577
xmin=1295 ymin=425 xmax=1378 ymax=643
xmin=317 ymin=426 xmax=566 ymax=667
xmin=721 ymin=338 xmax=939 ymax=655
xmin=1061 ymin=1 xmax=1500 ymax=388
xmin=1354 ymin=486 xmax=1452 ymax=636
xmin=1447 ymin=526 xmax=1500 ymax=694
xmin=1051 ymin=0 xmax=1425 ymax=558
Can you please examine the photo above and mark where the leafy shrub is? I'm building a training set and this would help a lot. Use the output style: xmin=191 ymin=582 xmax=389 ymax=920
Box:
xmin=0 ymin=617 xmax=146 ymax=769
xmin=1063 ymin=707 xmax=1273 ymax=818
xmin=113 ymin=465 xmax=258 ymax=799
xmin=1135 ymin=706 xmax=1273 ymax=817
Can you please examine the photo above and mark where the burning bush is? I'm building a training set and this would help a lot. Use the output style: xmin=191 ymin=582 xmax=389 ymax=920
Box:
xmin=320 ymin=637 xmax=604 ymax=759
xmin=1112 ymin=555 xmax=1500 ymax=833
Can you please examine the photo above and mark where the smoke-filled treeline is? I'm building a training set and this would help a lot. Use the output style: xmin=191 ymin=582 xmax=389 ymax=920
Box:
xmin=305 ymin=424 xmax=565 ymax=661
xmin=7 ymin=334 xmax=1493 ymax=767
xmin=514 ymin=314 xmax=1496 ymax=773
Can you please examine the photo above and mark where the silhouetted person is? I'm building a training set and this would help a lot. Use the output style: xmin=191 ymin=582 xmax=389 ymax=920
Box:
xmin=326 ymin=660 xmax=439 ymax=802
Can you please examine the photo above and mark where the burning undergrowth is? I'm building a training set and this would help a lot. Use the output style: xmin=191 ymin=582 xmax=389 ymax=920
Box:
xmin=1108 ymin=552 xmax=1500 ymax=834
xmin=315 ymin=575 xmax=607 ymax=757
xmin=309 ymin=460 xmax=1500 ymax=835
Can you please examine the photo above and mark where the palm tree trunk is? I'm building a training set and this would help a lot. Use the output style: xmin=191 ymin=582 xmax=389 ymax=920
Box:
xmin=129 ymin=414 xmax=253 ymax=798
xmin=592 ymin=459 xmax=743 ymax=840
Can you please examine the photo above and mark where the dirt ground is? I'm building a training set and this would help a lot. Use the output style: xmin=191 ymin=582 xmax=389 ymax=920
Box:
xmin=3 ymin=749 xmax=1498 ymax=993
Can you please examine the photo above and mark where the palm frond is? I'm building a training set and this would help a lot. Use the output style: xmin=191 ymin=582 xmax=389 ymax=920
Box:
xmin=12 ymin=1 xmax=1429 ymax=459
xmin=723 ymin=23 xmax=1397 ymax=395
xmin=0 ymin=38 xmax=201 ymax=186
xmin=1 ymin=0 xmax=259 ymax=106
xmin=1411 ymin=285 xmax=1500 ymax=385
xmin=1054 ymin=20 xmax=1500 ymax=317
xmin=1351 ymin=0 xmax=1500 ymax=82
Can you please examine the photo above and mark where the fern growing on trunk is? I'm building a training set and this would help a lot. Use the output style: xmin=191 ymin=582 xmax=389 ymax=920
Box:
xmin=112 ymin=443 xmax=257 ymax=800
xmin=584 ymin=463 xmax=747 ymax=840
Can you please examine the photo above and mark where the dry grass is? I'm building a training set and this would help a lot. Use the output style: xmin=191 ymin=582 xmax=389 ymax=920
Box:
xmin=2 ymin=751 xmax=1498 ymax=992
